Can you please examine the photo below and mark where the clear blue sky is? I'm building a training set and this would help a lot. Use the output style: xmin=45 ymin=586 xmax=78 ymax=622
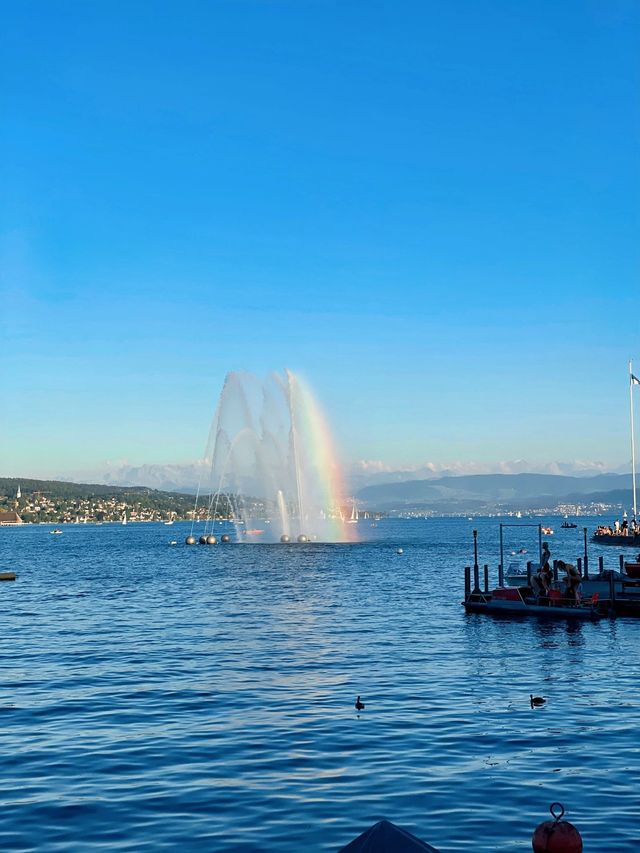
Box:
xmin=1 ymin=1 xmax=639 ymax=478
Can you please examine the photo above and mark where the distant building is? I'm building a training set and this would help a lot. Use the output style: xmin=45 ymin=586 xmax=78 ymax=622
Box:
xmin=0 ymin=511 xmax=23 ymax=525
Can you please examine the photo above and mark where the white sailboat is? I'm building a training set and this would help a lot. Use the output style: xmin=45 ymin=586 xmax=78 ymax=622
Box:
xmin=348 ymin=502 xmax=359 ymax=524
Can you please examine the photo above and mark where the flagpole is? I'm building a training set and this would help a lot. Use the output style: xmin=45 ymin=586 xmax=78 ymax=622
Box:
xmin=630 ymin=360 xmax=637 ymax=519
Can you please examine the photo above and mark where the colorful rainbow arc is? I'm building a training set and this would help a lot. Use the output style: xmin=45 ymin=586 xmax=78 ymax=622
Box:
xmin=288 ymin=370 xmax=357 ymax=543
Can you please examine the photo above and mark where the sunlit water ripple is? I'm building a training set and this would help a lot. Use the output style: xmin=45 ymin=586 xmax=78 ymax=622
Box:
xmin=1 ymin=518 xmax=639 ymax=850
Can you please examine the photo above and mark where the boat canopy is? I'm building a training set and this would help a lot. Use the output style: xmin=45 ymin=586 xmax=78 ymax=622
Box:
xmin=339 ymin=819 xmax=440 ymax=852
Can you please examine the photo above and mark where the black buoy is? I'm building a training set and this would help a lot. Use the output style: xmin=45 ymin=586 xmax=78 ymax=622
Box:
xmin=280 ymin=534 xmax=291 ymax=543
xmin=185 ymin=536 xmax=196 ymax=545
xmin=221 ymin=534 xmax=231 ymax=543
xmin=530 ymin=694 xmax=546 ymax=707
xmin=206 ymin=535 xmax=217 ymax=545
xmin=199 ymin=535 xmax=207 ymax=545
xmin=297 ymin=534 xmax=308 ymax=543
xmin=355 ymin=695 xmax=365 ymax=711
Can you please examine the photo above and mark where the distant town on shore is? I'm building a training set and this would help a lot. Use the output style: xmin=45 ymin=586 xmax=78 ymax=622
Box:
xmin=0 ymin=478 xmax=232 ymax=525
xmin=0 ymin=473 xmax=634 ymax=525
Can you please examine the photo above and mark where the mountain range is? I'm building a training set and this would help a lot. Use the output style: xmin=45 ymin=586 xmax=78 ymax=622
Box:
xmin=65 ymin=458 xmax=624 ymax=496
xmin=355 ymin=472 xmax=633 ymax=513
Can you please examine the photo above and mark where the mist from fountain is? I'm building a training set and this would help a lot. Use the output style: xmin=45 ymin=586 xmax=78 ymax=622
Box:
xmin=197 ymin=370 xmax=353 ymax=543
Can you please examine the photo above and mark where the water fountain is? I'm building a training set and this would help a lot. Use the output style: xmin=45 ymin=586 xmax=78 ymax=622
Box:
xmin=190 ymin=370 xmax=354 ymax=543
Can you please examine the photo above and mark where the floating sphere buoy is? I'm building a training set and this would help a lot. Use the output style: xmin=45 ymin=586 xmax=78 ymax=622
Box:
xmin=206 ymin=535 xmax=217 ymax=545
xmin=0 ymin=572 xmax=17 ymax=581
xmin=530 ymin=694 xmax=546 ymax=707
xmin=221 ymin=534 xmax=231 ymax=543
xmin=397 ymin=548 xmax=404 ymax=555
xmin=185 ymin=536 xmax=196 ymax=545
xmin=297 ymin=534 xmax=308 ymax=543
xmin=532 ymin=803 xmax=582 ymax=853
xmin=198 ymin=535 xmax=207 ymax=545
xmin=280 ymin=535 xmax=291 ymax=543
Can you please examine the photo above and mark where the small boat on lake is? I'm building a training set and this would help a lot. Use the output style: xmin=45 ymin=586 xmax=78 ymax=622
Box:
xmin=561 ymin=521 xmax=578 ymax=529
xmin=504 ymin=561 xmax=531 ymax=587
xmin=624 ymin=560 xmax=640 ymax=579
xmin=49 ymin=528 xmax=63 ymax=535
xmin=593 ymin=530 xmax=640 ymax=547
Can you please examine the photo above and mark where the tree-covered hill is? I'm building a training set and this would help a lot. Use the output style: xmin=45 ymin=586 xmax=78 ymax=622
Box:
xmin=0 ymin=477 xmax=233 ymax=523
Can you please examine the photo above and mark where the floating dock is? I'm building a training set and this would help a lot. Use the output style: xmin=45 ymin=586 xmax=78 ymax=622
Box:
xmin=464 ymin=527 xmax=640 ymax=619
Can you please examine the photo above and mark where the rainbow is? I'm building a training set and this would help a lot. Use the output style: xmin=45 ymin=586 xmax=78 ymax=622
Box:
xmin=287 ymin=370 xmax=357 ymax=542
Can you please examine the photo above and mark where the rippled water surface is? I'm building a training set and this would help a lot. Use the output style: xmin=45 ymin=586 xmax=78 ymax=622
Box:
xmin=1 ymin=518 xmax=640 ymax=851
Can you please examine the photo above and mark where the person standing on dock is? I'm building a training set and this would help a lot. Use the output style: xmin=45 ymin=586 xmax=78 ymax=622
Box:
xmin=541 ymin=541 xmax=551 ymax=572
xmin=534 ymin=542 xmax=553 ymax=600
xmin=557 ymin=560 xmax=581 ymax=602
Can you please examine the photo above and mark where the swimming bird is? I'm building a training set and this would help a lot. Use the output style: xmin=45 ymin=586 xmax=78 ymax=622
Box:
xmin=355 ymin=696 xmax=365 ymax=711
xmin=530 ymin=694 xmax=546 ymax=707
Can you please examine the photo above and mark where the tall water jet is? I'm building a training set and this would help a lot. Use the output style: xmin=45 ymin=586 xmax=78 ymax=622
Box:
xmin=195 ymin=370 xmax=354 ymax=543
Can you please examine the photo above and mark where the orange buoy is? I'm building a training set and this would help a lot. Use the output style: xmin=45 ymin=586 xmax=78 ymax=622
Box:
xmin=532 ymin=803 xmax=582 ymax=853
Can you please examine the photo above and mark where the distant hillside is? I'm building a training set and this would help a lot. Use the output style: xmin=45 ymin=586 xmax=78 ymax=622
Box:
xmin=0 ymin=477 xmax=232 ymax=523
xmin=356 ymin=472 xmax=632 ymax=511
xmin=0 ymin=477 xmax=183 ymax=500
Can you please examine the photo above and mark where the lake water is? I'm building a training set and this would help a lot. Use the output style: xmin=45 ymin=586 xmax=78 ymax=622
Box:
xmin=1 ymin=517 xmax=639 ymax=851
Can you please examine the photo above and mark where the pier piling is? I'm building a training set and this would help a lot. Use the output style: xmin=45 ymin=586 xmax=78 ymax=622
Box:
xmin=609 ymin=571 xmax=616 ymax=606
xmin=577 ymin=557 xmax=582 ymax=576
xmin=498 ymin=563 xmax=504 ymax=587
xmin=483 ymin=564 xmax=489 ymax=593
xmin=464 ymin=566 xmax=471 ymax=599
xmin=620 ymin=554 xmax=625 ymax=574
xmin=599 ymin=556 xmax=604 ymax=575
xmin=527 ymin=561 xmax=532 ymax=584
xmin=553 ymin=559 xmax=558 ymax=582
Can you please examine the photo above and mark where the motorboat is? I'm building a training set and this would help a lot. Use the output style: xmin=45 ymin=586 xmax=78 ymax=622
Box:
xmin=463 ymin=585 xmax=606 ymax=620
xmin=561 ymin=521 xmax=577 ymax=529
xmin=624 ymin=560 xmax=640 ymax=579
xmin=504 ymin=561 xmax=531 ymax=587
xmin=592 ymin=530 xmax=640 ymax=547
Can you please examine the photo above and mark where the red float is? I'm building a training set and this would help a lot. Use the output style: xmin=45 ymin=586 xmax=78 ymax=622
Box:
xmin=532 ymin=803 xmax=583 ymax=853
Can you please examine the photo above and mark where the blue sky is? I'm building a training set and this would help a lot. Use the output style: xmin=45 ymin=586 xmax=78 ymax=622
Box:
xmin=1 ymin=1 xmax=639 ymax=479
